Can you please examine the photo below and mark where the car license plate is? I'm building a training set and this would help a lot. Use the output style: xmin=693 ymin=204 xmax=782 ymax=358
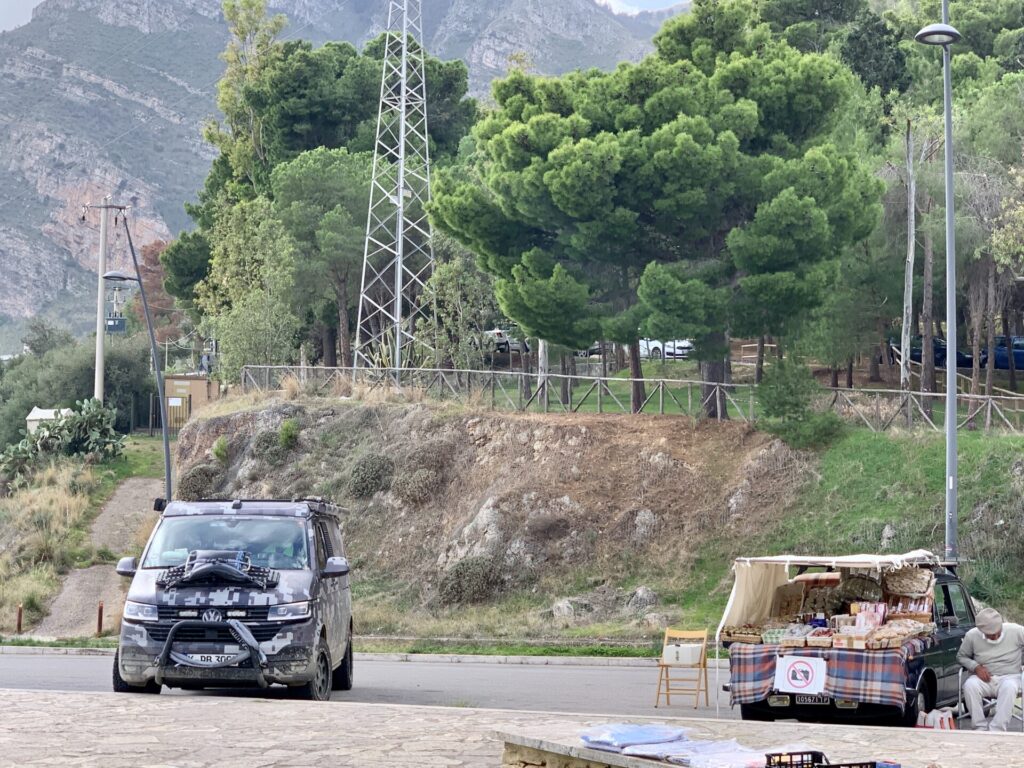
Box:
xmin=186 ymin=653 xmax=236 ymax=664
xmin=795 ymin=695 xmax=830 ymax=705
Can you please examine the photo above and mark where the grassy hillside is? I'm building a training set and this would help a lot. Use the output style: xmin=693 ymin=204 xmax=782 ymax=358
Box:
xmin=0 ymin=437 xmax=166 ymax=632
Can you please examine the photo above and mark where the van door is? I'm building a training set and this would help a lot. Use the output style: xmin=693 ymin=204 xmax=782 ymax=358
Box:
xmin=315 ymin=520 xmax=343 ymax=663
xmin=326 ymin=521 xmax=351 ymax=655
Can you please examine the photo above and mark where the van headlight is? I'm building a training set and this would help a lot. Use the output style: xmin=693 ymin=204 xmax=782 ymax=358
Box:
xmin=268 ymin=601 xmax=311 ymax=621
xmin=123 ymin=601 xmax=158 ymax=623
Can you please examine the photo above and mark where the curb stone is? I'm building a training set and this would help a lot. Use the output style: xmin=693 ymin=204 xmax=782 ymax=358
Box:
xmin=0 ymin=646 xmax=728 ymax=667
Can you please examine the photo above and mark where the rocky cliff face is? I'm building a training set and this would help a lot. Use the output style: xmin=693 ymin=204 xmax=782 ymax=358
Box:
xmin=0 ymin=0 xmax=684 ymax=352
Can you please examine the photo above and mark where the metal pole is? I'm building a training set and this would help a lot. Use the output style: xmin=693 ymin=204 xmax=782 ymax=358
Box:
xmin=93 ymin=197 xmax=110 ymax=401
xmin=941 ymin=0 xmax=958 ymax=561
xmin=122 ymin=218 xmax=173 ymax=501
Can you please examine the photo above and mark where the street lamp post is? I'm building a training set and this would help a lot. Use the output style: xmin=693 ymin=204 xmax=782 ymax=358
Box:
xmin=104 ymin=218 xmax=172 ymax=501
xmin=915 ymin=7 xmax=962 ymax=561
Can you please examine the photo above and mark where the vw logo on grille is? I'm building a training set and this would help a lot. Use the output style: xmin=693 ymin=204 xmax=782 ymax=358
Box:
xmin=202 ymin=608 xmax=224 ymax=623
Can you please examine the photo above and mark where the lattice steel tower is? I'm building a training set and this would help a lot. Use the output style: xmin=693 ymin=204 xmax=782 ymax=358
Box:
xmin=355 ymin=0 xmax=434 ymax=372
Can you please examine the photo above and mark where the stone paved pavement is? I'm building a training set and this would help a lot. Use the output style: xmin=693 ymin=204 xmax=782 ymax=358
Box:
xmin=0 ymin=689 xmax=1016 ymax=768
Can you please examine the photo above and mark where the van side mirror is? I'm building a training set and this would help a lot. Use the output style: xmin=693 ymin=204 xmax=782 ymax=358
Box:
xmin=323 ymin=556 xmax=350 ymax=578
xmin=116 ymin=556 xmax=138 ymax=577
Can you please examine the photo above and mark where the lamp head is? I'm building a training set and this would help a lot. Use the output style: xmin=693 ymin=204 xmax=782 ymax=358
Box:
xmin=103 ymin=270 xmax=138 ymax=283
xmin=915 ymin=23 xmax=962 ymax=46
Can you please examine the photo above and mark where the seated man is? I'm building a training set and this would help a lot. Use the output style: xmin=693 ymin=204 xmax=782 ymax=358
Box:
xmin=958 ymin=607 xmax=1024 ymax=731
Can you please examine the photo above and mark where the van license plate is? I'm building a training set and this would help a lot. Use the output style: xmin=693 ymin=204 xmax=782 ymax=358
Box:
xmin=795 ymin=695 xmax=830 ymax=705
xmin=186 ymin=653 xmax=235 ymax=664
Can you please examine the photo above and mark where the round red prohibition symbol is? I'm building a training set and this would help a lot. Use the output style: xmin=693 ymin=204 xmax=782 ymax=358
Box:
xmin=787 ymin=660 xmax=816 ymax=690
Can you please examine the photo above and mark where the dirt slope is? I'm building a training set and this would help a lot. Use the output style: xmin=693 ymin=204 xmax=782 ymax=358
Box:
xmin=174 ymin=399 xmax=813 ymax=634
xmin=33 ymin=478 xmax=161 ymax=638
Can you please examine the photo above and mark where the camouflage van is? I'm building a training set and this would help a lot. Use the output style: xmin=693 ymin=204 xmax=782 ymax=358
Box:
xmin=113 ymin=498 xmax=352 ymax=701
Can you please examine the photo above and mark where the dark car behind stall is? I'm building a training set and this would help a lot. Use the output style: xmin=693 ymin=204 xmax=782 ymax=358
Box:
xmin=114 ymin=498 xmax=352 ymax=701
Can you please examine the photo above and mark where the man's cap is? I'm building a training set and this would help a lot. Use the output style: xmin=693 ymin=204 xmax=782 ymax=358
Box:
xmin=976 ymin=607 xmax=1003 ymax=636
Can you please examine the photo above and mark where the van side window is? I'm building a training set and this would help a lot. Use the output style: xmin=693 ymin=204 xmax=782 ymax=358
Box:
xmin=314 ymin=523 xmax=328 ymax=570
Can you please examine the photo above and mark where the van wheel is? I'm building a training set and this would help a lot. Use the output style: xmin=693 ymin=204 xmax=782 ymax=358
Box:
xmin=332 ymin=637 xmax=354 ymax=691
xmin=112 ymin=650 xmax=160 ymax=694
xmin=739 ymin=704 xmax=774 ymax=721
xmin=295 ymin=645 xmax=332 ymax=701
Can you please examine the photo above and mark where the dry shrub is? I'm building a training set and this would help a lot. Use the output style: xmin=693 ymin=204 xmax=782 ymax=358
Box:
xmin=177 ymin=463 xmax=223 ymax=501
xmin=438 ymin=556 xmax=503 ymax=605
xmin=0 ymin=565 xmax=60 ymax=633
xmin=0 ymin=461 xmax=99 ymax=631
xmin=391 ymin=468 xmax=441 ymax=505
xmin=281 ymin=374 xmax=301 ymax=400
xmin=331 ymin=376 xmax=353 ymax=398
xmin=349 ymin=454 xmax=394 ymax=498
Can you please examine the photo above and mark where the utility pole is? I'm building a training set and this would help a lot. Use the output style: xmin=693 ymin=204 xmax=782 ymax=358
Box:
xmin=93 ymin=196 xmax=111 ymax=401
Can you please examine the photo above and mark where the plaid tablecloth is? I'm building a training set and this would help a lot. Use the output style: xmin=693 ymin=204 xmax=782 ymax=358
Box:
xmin=728 ymin=638 xmax=931 ymax=710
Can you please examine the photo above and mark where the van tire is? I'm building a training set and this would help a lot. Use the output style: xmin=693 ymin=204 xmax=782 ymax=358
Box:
xmin=332 ymin=636 xmax=354 ymax=691
xmin=294 ymin=645 xmax=332 ymax=701
xmin=112 ymin=650 xmax=161 ymax=694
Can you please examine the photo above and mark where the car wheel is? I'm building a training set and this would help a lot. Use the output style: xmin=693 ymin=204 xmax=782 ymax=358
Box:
xmin=652 ymin=347 xmax=663 ymax=360
xmin=295 ymin=644 xmax=332 ymax=701
xmin=332 ymin=635 xmax=354 ymax=691
xmin=112 ymin=650 xmax=160 ymax=694
xmin=900 ymin=687 xmax=930 ymax=727
xmin=739 ymin=704 xmax=774 ymax=721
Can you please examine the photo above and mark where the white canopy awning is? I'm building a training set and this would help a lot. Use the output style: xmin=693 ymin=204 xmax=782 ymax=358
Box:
xmin=715 ymin=550 xmax=939 ymax=640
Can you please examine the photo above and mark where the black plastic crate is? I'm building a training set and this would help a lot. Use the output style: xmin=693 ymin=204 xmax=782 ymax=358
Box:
xmin=766 ymin=752 xmax=830 ymax=767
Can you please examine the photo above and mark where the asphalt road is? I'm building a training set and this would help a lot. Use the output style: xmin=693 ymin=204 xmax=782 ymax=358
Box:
xmin=0 ymin=655 xmax=736 ymax=718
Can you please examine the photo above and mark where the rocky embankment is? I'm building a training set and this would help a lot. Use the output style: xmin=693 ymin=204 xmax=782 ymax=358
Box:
xmin=175 ymin=399 xmax=811 ymax=633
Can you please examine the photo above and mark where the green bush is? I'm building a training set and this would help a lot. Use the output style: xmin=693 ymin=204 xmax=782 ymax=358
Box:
xmin=0 ymin=400 xmax=125 ymax=491
xmin=348 ymin=454 xmax=394 ymax=498
xmin=438 ymin=556 xmax=502 ymax=605
xmin=251 ymin=430 xmax=287 ymax=466
xmin=279 ymin=418 xmax=301 ymax=450
xmin=758 ymin=358 xmax=818 ymax=421
xmin=757 ymin=358 xmax=842 ymax=449
xmin=392 ymin=468 xmax=442 ymax=505
xmin=177 ymin=463 xmax=223 ymax=501
xmin=212 ymin=436 xmax=229 ymax=466
xmin=768 ymin=412 xmax=845 ymax=449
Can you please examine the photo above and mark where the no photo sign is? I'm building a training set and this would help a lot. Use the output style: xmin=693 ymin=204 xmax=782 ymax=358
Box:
xmin=773 ymin=656 xmax=827 ymax=695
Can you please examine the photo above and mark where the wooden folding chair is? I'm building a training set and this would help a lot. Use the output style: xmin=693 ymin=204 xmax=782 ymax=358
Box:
xmin=654 ymin=628 xmax=708 ymax=708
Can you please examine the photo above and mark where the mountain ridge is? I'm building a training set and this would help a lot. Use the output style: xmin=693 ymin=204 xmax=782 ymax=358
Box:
xmin=0 ymin=0 xmax=686 ymax=352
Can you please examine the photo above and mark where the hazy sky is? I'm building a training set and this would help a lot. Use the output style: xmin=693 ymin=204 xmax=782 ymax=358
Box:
xmin=0 ymin=0 xmax=41 ymax=32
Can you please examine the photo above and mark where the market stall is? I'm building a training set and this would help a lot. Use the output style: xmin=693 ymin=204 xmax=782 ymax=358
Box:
xmin=714 ymin=551 xmax=941 ymax=716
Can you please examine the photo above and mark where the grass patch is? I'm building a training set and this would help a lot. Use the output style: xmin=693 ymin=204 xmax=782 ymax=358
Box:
xmin=0 ymin=437 xmax=169 ymax=633
xmin=0 ymin=635 xmax=117 ymax=648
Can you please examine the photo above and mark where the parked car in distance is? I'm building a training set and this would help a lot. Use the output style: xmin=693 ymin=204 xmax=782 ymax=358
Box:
xmin=576 ymin=341 xmax=615 ymax=358
xmin=892 ymin=337 xmax=972 ymax=369
xmin=639 ymin=338 xmax=693 ymax=360
xmin=990 ymin=337 xmax=1024 ymax=370
xmin=114 ymin=498 xmax=353 ymax=701
xmin=484 ymin=328 xmax=530 ymax=355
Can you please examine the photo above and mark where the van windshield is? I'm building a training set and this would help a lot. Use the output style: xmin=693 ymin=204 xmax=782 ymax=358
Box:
xmin=142 ymin=516 xmax=310 ymax=570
